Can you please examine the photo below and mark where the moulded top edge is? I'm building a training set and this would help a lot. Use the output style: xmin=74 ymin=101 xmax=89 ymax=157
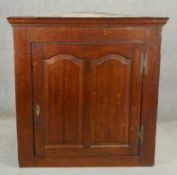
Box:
xmin=7 ymin=16 xmax=169 ymax=26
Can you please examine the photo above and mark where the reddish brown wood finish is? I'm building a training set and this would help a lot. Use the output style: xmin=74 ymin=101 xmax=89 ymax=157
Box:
xmin=8 ymin=16 xmax=168 ymax=167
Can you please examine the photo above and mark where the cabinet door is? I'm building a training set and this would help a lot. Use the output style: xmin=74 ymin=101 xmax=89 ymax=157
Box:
xmin=32 ymin=43 xmax=143 ymax=158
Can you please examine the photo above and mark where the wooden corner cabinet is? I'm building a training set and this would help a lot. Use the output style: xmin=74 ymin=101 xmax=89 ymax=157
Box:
xmin=8 ymin=15 xmax=168 ymax=167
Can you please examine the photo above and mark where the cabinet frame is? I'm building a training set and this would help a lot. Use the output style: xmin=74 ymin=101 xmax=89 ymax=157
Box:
xmin=9 ymin=17 xmax=168 ymax=166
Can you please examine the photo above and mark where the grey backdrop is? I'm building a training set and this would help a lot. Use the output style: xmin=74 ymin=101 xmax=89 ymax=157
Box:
xmin=0 ymin=0 xmax=176 ymax=121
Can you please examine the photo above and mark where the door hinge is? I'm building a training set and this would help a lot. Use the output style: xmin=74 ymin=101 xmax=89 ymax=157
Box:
xmin=34 ymin=104 xmax=40 ymax=117
xmin=137 ymin=125 xmax=144 ymax=146
xmin=140 ymin=52 xmax=148 ymax=74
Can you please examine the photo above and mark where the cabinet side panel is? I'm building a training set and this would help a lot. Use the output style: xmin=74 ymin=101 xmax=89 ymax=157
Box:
xmin=140 ymin=27 xmax=162 ymax=165
xmin=13 ymin=27 xmax=34 ymax=165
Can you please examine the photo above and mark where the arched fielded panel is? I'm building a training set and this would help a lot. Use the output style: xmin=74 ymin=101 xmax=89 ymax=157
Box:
xmin=90 ymin=54 xmax=132 ymax=145
xmin=43 ymin=54 xmax=84 ymax=145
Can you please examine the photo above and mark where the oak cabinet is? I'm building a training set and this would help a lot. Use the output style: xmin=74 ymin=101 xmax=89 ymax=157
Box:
xmin=8 ymin=16 xmax=168 ymax=167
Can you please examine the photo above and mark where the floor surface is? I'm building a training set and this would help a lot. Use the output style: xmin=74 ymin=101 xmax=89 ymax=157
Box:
xmin=0 ymin=117 xmax=177 ymax=175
